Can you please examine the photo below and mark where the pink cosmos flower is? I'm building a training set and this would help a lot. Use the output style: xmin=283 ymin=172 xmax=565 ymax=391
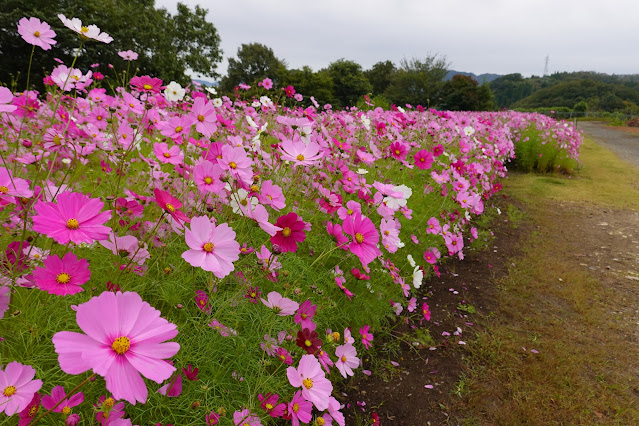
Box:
xmin=100 ymin=232 xmax=149 ymax=265
xmin=32 ymin=191 xmax=112 ymax=245
xmin=0 ymin=361 xmax=43 ymax=415
xmin=17 ymin=392 xmax=41 ymax=425
xmin=260 ymin=78 xmax=273 ymax=90
xmin=0 ymin=87 xmax=17 ymax=113
xmin=326 ymin=222 xmax=349 ymax=249
xmin=154 ymin=142 xmax=184 ymax=165
xmin=218 ymin=145 xmax=253 ymax=185
xmin=195 ymin=289 xmax=211 ymax=313
xmin=288 ymin=391 xmax=312 ymax=426
xmin=275 ymin=347 xmax=293 ymax=365
xmin=18 ymin=17 xmax=57 ymax=50
xmin=0 ymin=167 xmax=33 ymax=199
xmin=343 ymin=213 xmax=381 ymax=267
xmin=154 ymin=188 xmax=190 ymax=224
xmin=413 ymin=149 xmax=434 ymax=170
xmin=58 ymin=14 xmax=113 ymax=43
xmin=294 ymin=300 xmax=317 ymax=331
xmin=426 ymin=217 xmax=441 ymax=235
xmin=130 ymin=75 xmax=163 ymax=93
xmin=259 ymin=392 xmax=286 ymax=417
xmin=380 ymin=218 xmax=401 ymax=253
xmin=283 ymin=85 xmax=296 ymax=97
xmin=208 ymin=319 xmax=233 ymax=337
xmin=328 ymin=396 xmax=346 ymax=426
xmin=118 ymin=50 xmax=138 ymax=60
xmin=389 ymin=141 xmax=409 ymax=161
xmin=239 ymin=202 xmax=282 ymax=237
xmin=422 ymin=301 xmax=432 ymax=321
xmin=0 ymin=286 xmax=10 ymax=320
xmin=337 ymin=200 xmax=361 ymax=221
xmin=280 ymin=138 xmax=323 ymax=167
xmin=52 ymin=291 xmax=180 ymax=405
xmin=233 ymin=408 xmax=262 ymax=426
xmin=182 ymin=215 xmax=240 ymax=278
xmin=157 ymin=373 xmax=182 ymax=397
xmin=31 ymin=252 xmax=91 ymax=296
xmin=95 ymin=395 xmax=126 ymax=425
xmin=41 ymin=385 xmax=84 ymax=413
xmin=270 ymin=212 xmax=307 ymax=253
xmin=258 ymin=180 xmax=286 ymax=211
xmin=335 ymin=344 xmax=359 ymax=378
xmin=359 ymin=325 xmax=373 ymax=350
xmin=159 ymin=116 xmax=194 ymax=141
xmin=287 ymin=354 xmax=333 ymax=411
xmin=191 ymin=97 xmax=218 ymax=137
xmin=261 ymin=291 xmax=299 ymax=316
xmin=444 ymin=232 xmax=464 ymax=255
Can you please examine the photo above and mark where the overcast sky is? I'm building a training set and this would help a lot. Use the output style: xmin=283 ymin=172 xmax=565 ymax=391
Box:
xmin=155 ymin=0 xmax=639 ymax=79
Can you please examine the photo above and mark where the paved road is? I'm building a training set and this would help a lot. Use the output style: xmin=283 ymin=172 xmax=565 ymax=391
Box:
xmin=577 ymin=121 xmax=639 ymax=167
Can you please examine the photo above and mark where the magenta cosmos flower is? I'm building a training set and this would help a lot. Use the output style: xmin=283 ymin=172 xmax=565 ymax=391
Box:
xmin=0 ymin=361 xmax=43 ymax=415
xmin=0 ymin=166 xmax=33 ymax=199
xmin=52 ymin=291 xmax=180 ymax=405
xmin=41 ymin=385 xmax=84 ymax=414
xmin=32 ymin=191 xmax=112 ymax=245
xmin=130 ymin=75 xmax=163 ymax=94
xmin=270 ymin=212 xmax=307 ymax=253
xmin=287 ymin=354 xmax=333 ymax=411
xmin=154 ymin=188 xmax=190 ymax=224
xmin=342 ymin=213 xmax=381 ymax=267
xmin=17 ymin=17 xmax=57 ymax=50
xmin=413 ymin=149 xmax=434 ymax=170
xmin=31 ymin=252 xmax=91 ymax=296
xmin=182 ymin=215 xmax=240 ymax=278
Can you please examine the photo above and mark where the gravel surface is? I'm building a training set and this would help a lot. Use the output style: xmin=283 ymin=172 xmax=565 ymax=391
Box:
xmin=577 ymin=121 xmax=639 ymax=166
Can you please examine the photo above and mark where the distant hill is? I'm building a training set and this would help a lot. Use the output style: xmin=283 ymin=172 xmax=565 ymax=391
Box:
xmin=490 ymin=71 xmax=639 ymax=113
xmin=445 ymin=70 xmax=502 ymax=84
xmin=192 ymin=78 xmax=218 ymax=87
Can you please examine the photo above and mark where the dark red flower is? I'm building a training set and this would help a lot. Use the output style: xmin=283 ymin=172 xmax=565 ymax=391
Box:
xmin=270 ymin=212 xmax=307 ymax=253
xmin=296 ymin=328 xmax=322 ymax=355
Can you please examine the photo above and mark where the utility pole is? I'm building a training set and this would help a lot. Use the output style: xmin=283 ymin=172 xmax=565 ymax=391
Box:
xmin=544 ymin=55 xmax=549 ymax=76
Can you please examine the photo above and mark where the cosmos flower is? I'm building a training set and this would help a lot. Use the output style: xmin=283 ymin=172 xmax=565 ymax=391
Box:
xmin=182 ymin=215 xmax=240 ymax=278
xmin=32 ymin=191 xmax=112 ymax=245
xmin=286 ymin=354 xmax=333 ymax=411
xmin=342 ymin=213 xmax=381 ymax=267
xmin=270 ymin=212 xmax=307 ymax=253
xmin=17 ymin=17 xmax=57 ymax=50
xmin=335 ymin=344 xmax=359 ymax=378
xmin=41 ymin=385 xmax=84 ymax=414
xmin=58 ymin=14 xmax=113 ymax=43
xmin=52 ymin=291 xmax=180 ymax=405
xmin=0 ymin=362 xmax=43 ymax=415
xmin=30 ymin=252 xmax=91 ymax=296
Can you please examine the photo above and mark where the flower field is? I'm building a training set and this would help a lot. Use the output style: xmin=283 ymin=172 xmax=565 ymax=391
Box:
xmin=0 ymin=16 xmax=582 ymax=426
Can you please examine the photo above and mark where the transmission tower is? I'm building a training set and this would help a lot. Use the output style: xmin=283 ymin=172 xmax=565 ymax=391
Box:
xmin=544 ymin=55 xmax=549 ymax=76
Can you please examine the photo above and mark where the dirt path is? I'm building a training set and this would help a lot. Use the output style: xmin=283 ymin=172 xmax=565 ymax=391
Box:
xmin=344 ymin=124 xmax=639 ymax=425
xmin=577 ymin=121 xmax=639 ymax=167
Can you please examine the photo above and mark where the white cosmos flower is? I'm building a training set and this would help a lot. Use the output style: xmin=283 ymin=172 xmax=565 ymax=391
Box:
xmin=212 ymin=98 xmax=223 ymax=108
xmin=356 ymin=168 xmax=368 ymax=175
xmin=361 ymin=115 xmax=371 ymax=131
xmin=407 ymin=254 xmax=416 ymax=268
xmin=58 ymin=14 xmax=113 ymax=43
xmin=384 ymin=184 xmax=413 ymax=210
xmin=230 ymin=188 xmax=258 ymax=215
xmin=205 ymin=86 xmax=217 ymax=95
xmin=463 ymin=126 xmax=475 ymax=137
xmin=412 ymin=266 xmax=423 ymax=289
xmin=164 ymin=81 xmax=185 ymax=102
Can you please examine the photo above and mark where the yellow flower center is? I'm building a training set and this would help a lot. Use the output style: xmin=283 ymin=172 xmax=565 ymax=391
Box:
xmin=341 ymin=356 xmax=347 ymax=362
xmin=165 ymin=203 xmax=175 ymax=212
xmin=333 ymin=332 xmax=340 ymax=341
xmin=163 ymin=152 xmax=171 ymax=158
xmin=175 ymin=126 xmax=183 ymax=133
xmin=204 ymin=177 xmax=213 ymax=184
xmin=347 ymin=209 xmax=353 ymax=215
xmin=29 ymin=405 xmax=37 ymax=416
xmin=53 ymin=135 xmax=62 ymax=145
xmin=103 ymin=397 xmax=115 ymax=409
xmin=302 ymin=378 xmax=313 ymax=389
xmin=3 ymin=386 xmax=16 ymax=397
xmin=199 ymin=299 xmax=206 ymax=305
xmin=240 ymin=199 xmax=248 ymax=206
xmin=143 ymin=84 xmax=153 ymax=90
xmin=0 ymin=186 xmax=8 ymax=194
xmin=395 ymin=149 xmax=401 ymax=155
xmin=56 ymin=273 xmax=71 ymax=284
xmin=229 ymin=161 xmax=237 ymax=169
xmin=62 ymin=406 xmax=71 ymax=415
xmin=296 ymin=154 xmax=305 ymax=161
xmin=198 ymin=114 xmax=205 ymax=122
xmin=384 ymin=230 xmax=390 ymax=236
xmin=66 ymin=218 xmax=79 ymax=229
xmin=97 ymin=115 xmax=103 ymax=121
xmin=34 ymin=31 xmax=41 ymax=37
xmin=80 ymin=26 xmax=89 ymax=33
xmin=355 ymin=232 xmax=364 ymax=244
xmin=282 ymin=227 xmax=291 ymax=237
xmin=317 ymin=418 xmax=326 ymax=426
xmin=250 ymin=292 xmax=256 ymax=298
xmin=164 ymin=267 xmax=172 ymax=274
xmin=250 ymin=185 xmax=259 ymax=192
xmin=111 ymin=336 xmax=130 ymax=355
xmin=203 ymin=242 xmax=214 ymax=252
xmin=266 ymin=403 xmax=273 ymax=410
xmin=301 ymin=313 xmax=307 ymax=319
xmin=293 ymin=403 xmax=300 ymax=413
xmin=305 ymin=339 xmax=312 ymax=347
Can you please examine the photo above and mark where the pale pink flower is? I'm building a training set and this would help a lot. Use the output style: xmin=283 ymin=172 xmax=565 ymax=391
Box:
xmin=153 ymin=142 xmax=184 ymax=165
xmin=0 ymin=87 xmax=17 ymax=113
xmin=118 ymin=50 xmax=138 ymax=60
xmin=17 ymin=17 xmax=57 ymax=50
xmin=0 ymin=362 xmax=43 ymax=415
xmin=287 ymin=354 xmax=333 ymax=411
xmin=260 ymin=291 xmax=299 ymax=316
xmin=335 ymin=344 xmax=359 ymax=378
xmin=280 ymin=138 xmax=323 ymax=167
xmin=193 ymin=160 xmax=224 ymax=194
xmin=52 ymin=291 xmax=180 ymax=405
xmin=58 ymin=14 xmax=113 ymax=43
xmin=182 ymin=216 xmax=240 ymax=278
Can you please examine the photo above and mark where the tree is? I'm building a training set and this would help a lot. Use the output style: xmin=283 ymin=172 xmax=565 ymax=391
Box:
xmin=365 ymin=60 xmax=396 ymax=96
xmin=439 ymin=75 xmax=495 ymax=111
xmin=282 ymin=66 xmax=336 ymax=107
xmin=384 ymin=55 xmax=450 ymax=108
xmin=219 ymin=43 xmax=287 ymax=92
xmin=0 ymin=0 xmax=222 ymax=89
xmin=326 ymin=59 xmax=372 ymax=108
